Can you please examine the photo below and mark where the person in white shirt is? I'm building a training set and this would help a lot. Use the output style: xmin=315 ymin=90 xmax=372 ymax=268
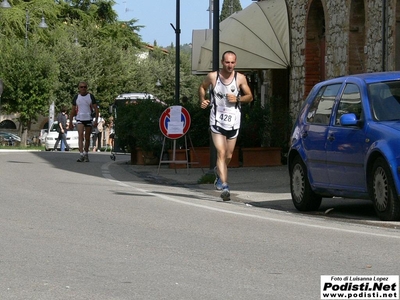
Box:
xmin=69 ymin=81 xmax=99 ymax=162
xmin=92 ymin=112 xmax=105 ymax=152
xmin=199 ymin=51 xmax=253 ymax=201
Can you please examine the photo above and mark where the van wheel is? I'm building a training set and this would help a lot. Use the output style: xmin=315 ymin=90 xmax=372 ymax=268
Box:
xmin=290 ymin=156 xmax=322 ymax=211
xmin=370 ymin=157 xmax=400 ymax=221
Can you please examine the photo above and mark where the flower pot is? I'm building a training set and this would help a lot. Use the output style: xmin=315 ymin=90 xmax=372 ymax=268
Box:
xmin=189 ymin=147 xmax=210 ymax=168
xmin=131 ymin=148 xmax=158 ymax=165
xmin=190 ymin=147 xmax=240 ymax=168
xmin=241 ymin=147 xmax=282 ymax=167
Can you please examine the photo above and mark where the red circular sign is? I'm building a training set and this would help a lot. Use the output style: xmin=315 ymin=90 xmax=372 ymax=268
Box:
xmin=159 ymin=105 xmax=191 ymax=139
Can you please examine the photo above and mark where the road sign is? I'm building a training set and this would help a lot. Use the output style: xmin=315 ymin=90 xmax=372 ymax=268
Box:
xmin=159 ymin=105 xmax=191 ymax=139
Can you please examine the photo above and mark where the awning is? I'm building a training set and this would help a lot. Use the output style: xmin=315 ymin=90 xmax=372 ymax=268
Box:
xmin=196 ymin=0 xmax=290 ymax=72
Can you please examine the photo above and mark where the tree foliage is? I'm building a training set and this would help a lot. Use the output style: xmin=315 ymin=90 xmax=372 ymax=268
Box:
xmin=220 ymin=0 xmax=242 ymax=22
xmin=0 ymin=0 xmax=202 ymax=146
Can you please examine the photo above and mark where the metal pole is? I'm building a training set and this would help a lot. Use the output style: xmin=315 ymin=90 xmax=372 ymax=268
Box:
xmin=209 ymin=0 xmax=213 ymax=29
xmin=25 ymin=9 xmax=29 ymax=47
xmin=209 ymin=0 xmax=219 ymax=170
xmin=212 ymin=0 xmax=219 ymax=71
xmin=175 ymin=0 xmax=180 ymax=104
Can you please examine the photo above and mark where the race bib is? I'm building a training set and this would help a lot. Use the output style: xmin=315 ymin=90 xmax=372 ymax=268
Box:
xmin=217 ymin=106 xmax=236 ymax=128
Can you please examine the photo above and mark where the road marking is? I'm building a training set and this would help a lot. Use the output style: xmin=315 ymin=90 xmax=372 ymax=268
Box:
xmin=102 ymin=162 xmax=400 ymax=240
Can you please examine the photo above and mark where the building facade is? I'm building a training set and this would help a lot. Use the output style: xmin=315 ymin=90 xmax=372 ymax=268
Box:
xmin=287 ymin=0 xmax=398 ymax=116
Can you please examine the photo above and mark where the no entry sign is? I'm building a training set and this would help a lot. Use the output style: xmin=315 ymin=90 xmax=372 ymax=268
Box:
xmin=159 ymin=105 xmax=191 ymax=139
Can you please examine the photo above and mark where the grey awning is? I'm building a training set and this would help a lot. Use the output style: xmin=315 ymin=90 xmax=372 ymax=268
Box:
xmin=196 ymin=0 xmax=290 ymax=71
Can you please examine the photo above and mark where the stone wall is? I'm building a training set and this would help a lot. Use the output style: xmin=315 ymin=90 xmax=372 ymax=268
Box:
xmin=288 ymin=0 xmax=395 ymax=117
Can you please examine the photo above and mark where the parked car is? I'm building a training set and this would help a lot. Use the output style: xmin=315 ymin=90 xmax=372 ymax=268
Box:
xmin=45 ymin=121 xmax=79 ymax=151
xmin=0 ymin=131 xmax=21 ymax=146
xmin=39 ymin=129 xmax=48 ymax=145
xmin=288 ymin=71 xmax=400 ymax=221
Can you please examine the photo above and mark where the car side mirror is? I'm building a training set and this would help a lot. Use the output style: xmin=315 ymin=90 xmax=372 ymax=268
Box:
xmin=340 ymin=113 xmax=359 ymax=126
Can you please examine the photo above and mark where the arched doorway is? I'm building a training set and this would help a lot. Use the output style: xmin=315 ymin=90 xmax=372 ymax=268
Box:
xmin=305 ymin=0 xmax=326 ymax=97
xmin=0 ymin=119 xmax=17 ymax=129
xmin=349 ymin=0 xmax=366 ymax=74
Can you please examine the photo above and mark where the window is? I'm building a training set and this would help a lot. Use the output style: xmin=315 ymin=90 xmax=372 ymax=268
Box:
xmin=336 ymin=83 xmax=362 ymax=125
xmin=307 ymin=84 xmax=341 ymax=125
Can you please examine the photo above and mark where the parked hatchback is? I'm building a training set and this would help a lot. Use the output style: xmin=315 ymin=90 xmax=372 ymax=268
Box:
xmin=288 ymin=72 xmax=400 ymax=221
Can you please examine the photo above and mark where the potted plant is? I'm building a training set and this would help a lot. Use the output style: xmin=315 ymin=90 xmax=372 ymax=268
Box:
xmin=115 ymin=100 xmax=166 ymax=165
xmin=239 ymin=96 xmax=290 ymax=166
xmin=183 ymin=101 xmax=211 ymax=168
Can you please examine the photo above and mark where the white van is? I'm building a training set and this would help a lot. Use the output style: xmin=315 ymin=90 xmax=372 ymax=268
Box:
xmin=45 ymin=121 xmax=79 ymax=151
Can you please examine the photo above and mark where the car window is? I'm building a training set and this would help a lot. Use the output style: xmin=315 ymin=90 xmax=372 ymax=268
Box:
xmin=307 ymin=84 xmax=341 ymax=125
xmin=335 ymin=83 xmax=362 ymax=125
xmin=369 ymin=81 xmax=400 ymax=121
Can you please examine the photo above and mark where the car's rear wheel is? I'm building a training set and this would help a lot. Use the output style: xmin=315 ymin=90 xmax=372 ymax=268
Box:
xmin=370 ymin=157 xmax=400 ymax=221
xmin=290 ymin=156 xmax=322 ymax=211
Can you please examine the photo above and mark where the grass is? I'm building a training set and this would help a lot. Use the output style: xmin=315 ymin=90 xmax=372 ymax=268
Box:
xmin=197 ymin=172 xmax=216 ymax=184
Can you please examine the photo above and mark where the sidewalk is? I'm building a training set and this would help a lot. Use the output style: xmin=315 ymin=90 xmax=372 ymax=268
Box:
xmin=127 ymin=163 xmax=291 ymax=204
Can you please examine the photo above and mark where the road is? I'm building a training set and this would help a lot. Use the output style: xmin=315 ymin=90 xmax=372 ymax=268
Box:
xmin=0 ymin=151 xmax=399 ymax=300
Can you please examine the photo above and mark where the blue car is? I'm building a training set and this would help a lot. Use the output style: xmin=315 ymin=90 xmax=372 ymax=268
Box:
xmin=288 ymin=72 xmax=400 ymax=221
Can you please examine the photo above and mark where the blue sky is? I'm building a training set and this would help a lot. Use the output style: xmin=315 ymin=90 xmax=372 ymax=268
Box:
xmin=113 ymin=0 xmax=255 ymax=47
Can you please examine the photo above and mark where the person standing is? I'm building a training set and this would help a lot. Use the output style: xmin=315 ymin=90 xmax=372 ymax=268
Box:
xmin=53 ymin=106 xmax=70 ymax=151
xmin=108 ymin=117 xmax=115 ymax=151
xmin=69 ymin=81 xmax=98 ymax=162
xmin=199 ymin=51 xmax=253 ymax=201
xmin=92 ymin=111 xmax=104 ymax=152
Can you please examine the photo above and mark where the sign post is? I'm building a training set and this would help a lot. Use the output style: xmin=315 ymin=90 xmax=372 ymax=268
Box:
xmin=158 ymin=105 xmax=191 ymax=174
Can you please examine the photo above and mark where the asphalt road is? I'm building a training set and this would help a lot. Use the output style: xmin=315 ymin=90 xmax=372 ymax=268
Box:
xmin=0 ymin=151 xmax=399 ymax=300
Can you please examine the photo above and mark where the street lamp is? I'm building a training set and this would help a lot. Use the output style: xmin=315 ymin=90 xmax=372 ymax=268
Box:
xmin=25 ymin=9 xmax=48 ymax=46
xmin=0 ymin=0 xmax=11 ymax=8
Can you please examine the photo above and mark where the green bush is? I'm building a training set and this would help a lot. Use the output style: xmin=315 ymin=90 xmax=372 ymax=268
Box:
xmin=115 ymin=100 xmax=166 ymax=156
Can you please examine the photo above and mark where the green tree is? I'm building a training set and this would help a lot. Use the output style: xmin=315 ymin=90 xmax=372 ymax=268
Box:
xmin=0 ymin=39 xmax=59 ymax=144
xmin=220 ymin=0 xmax=242 ymax=21
xmin=0 ymin=0 xmax=202 ymax=149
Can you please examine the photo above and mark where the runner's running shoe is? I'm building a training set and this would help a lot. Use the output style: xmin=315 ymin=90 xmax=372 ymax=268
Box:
xmin=220 ymin=184 xmax=230 ymax=201
xmin=77 ymin=155 xmax=85 ymax=162
xmin=84 ymin=154 xmax=90 ymax=162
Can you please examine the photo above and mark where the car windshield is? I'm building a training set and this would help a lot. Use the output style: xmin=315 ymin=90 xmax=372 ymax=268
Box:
xmin=369 ymin=81 xmax=400 ymax=121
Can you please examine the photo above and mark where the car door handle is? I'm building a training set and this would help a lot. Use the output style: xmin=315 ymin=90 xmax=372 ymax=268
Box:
xmin=302 ymin=132 xmax=308 ymax=138
xmin=327 ymin=135 xmax=335 ymax=141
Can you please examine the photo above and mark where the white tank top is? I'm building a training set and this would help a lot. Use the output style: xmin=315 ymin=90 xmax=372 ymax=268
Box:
xmin=209 ymin=72 xmax=241 ymax=130
xmin=75 ymin=94 xmax=93 ymax=121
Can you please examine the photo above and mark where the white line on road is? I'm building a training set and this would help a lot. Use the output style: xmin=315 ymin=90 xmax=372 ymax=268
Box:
xmin=102 ymin=162 xmax=400 ymax=240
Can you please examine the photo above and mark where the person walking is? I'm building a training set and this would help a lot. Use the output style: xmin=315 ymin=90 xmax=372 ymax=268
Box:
xmin=92 ymin=111 xmax=104 ymax=152
xmin=53 ymin=106 xmax=70 ymax=151
xmin=69 ymin=81 xmax=99 ymax=162
xmin=199 ymin=50 xmax=253 ymax=201
xmin=108 ymin=117 xmax=115 ymax=151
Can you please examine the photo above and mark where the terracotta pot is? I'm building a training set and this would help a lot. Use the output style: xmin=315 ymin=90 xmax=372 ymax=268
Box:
xmin=131 ymin=148 xmax=158 ymax=165
xmin=189 ymin=147 xmax=210 ymax=168
xmin=190 ymin=147 xmax=240 ymax=168
xmin=241 ymin=147 xmax=282 ymax=167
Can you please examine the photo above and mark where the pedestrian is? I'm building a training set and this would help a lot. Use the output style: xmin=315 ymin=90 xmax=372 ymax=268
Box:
xmin=69 ymin=81 xmax=99 ymax=162
xmin=198 ymin=50 xmax=253 ymax=201
xmin=108 ymin=117 xmax=115 ymax=150
xmin=92 ymin=111 xmax=105 ymax=152
xmin=54 ymin=106 xmax=70 ymax=151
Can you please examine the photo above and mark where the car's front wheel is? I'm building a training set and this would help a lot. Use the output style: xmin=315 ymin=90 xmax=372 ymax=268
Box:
xmin=370 ymin=157 xmax=400 ymax=221
xmin=290 ymin=156 xmax=322 ymax=211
